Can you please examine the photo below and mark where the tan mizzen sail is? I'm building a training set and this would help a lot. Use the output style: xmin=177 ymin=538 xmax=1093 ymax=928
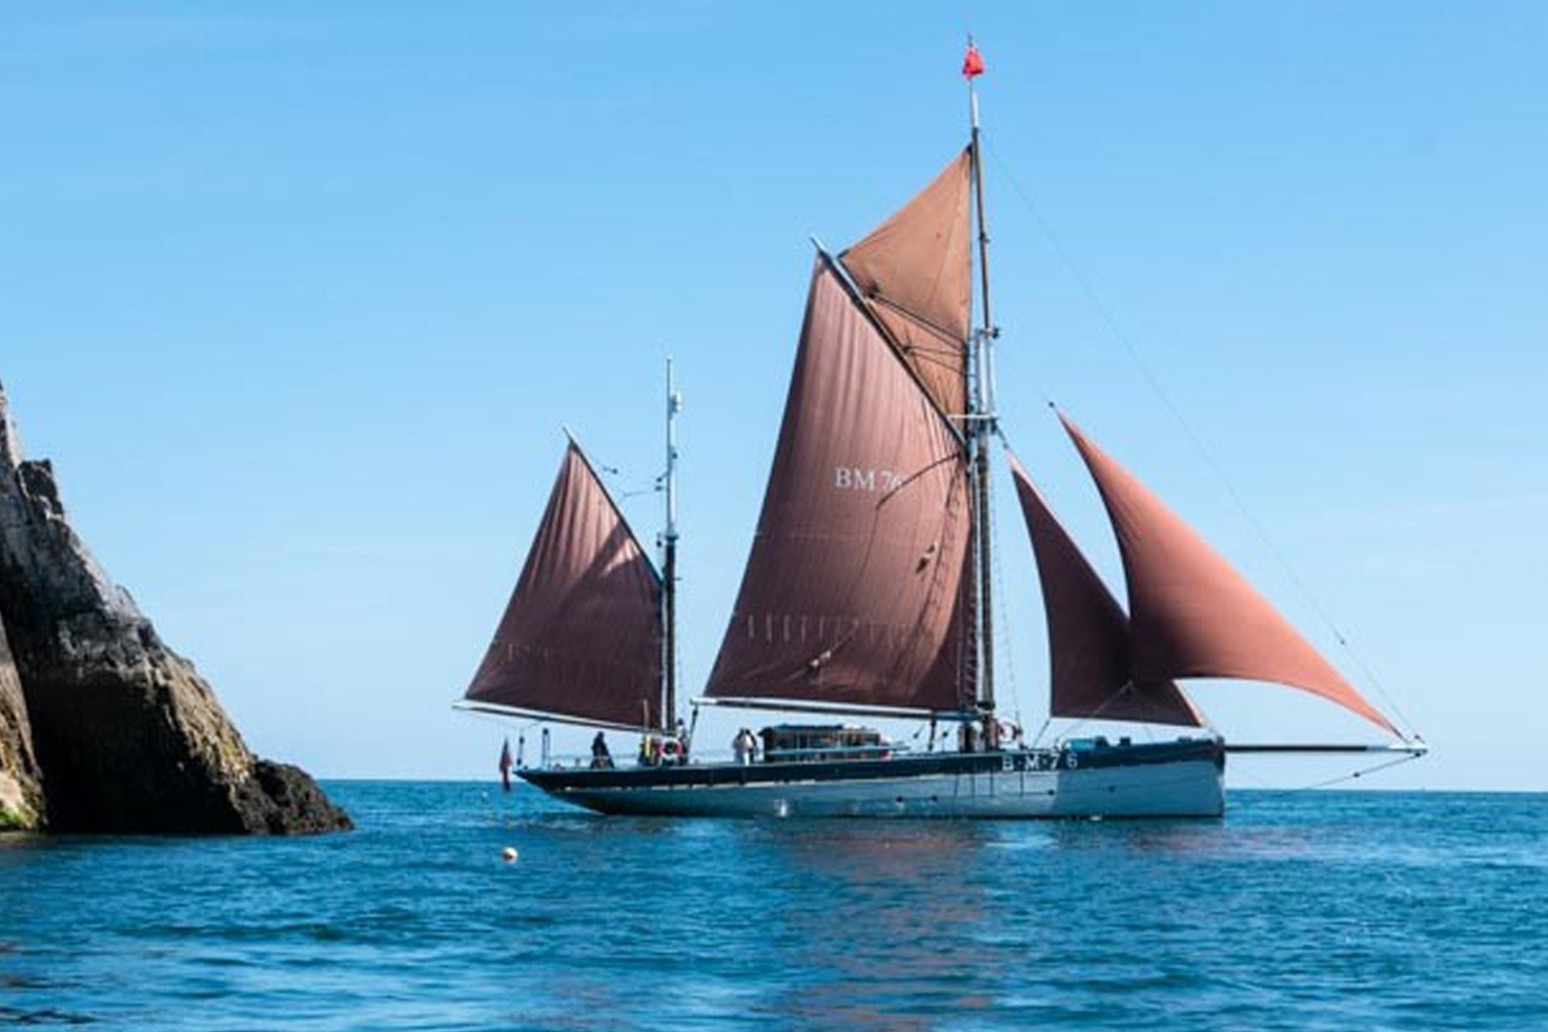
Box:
xmin=1059 ymin=413 xmax=1398 ymax=735
xmin=462 ymin=441 xmax=663 ymax=730
xmin=1007 ymin=453 xmax=1203 ymax=727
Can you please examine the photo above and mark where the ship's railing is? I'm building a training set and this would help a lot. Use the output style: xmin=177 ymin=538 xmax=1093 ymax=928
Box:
xmin=532 ymin=742 xmax=915 ymax=770
xmin=532 ymin=749 xmax=695 ymax=771
xmin=760 ymin=743 xmax=901 ymax=762
xmin=528 ymin=736 xmax=1210 ymax=772
xmin=531 ymin=752 xmax=625 ymax=771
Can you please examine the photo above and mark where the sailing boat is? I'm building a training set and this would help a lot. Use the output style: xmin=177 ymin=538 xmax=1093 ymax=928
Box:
xmin=456 ymin=47 xmax=1424 ymax=818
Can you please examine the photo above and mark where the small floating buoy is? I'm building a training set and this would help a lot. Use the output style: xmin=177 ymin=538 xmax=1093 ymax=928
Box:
xmin=501 ymin=846 xmax=519 ymax=863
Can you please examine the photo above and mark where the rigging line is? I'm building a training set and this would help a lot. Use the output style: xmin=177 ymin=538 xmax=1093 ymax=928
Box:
xmin=816 ymin=245 xmax=969 ymax=452
xmin=865 ymin=290 xmax=969 ymax=350
xmin=985 ymin=329 xmax=1059 ymax=417
xmin=566 ymin=438 xmax=664 ymax=585
xmin=1297 ymin=751 xmax=1424 ymax=790
xmin=1044 ymin=683 xmax=1152 ymax=739
xmin=905 ymin=347 xmax=970 ymax=374
xmin=598 ymin=461 xmax=665 ymax=501
xmin=1229 ymin=750 xmax=1423 ymax=801
xmin=982 ymin=137 xmax=1418 ymax=739
xmin=876 ymin=451 xmax=962 ymax=508
xmin=1055 ymin=710 xmax=1095 ymax=741
xmin=1225 ymin=763 xmax=1279 ymax=791
xmin=1028 ymin=716 xmax=1053 ymax=749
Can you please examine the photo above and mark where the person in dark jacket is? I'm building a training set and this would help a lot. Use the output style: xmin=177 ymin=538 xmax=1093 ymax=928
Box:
xmin=591 ymin=732 xmax=613 ymax=769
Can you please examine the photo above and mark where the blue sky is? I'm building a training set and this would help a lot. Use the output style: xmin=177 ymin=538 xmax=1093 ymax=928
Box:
xmin=2 ymin=3 xmax=1543 ymax=789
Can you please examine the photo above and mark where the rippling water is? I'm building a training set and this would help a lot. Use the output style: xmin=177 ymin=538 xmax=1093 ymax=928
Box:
xmin=2 ymin=783 xmax=1544 ymax=1030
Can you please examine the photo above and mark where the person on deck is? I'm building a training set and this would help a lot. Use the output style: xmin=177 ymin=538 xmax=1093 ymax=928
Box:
xmin=591 ymin=732 xmax=613 ymax=769
xmin=733 ymin=728 xmax=752 ymax=766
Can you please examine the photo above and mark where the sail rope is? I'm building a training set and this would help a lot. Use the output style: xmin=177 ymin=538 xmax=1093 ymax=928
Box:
xmin=1027 ymin=716 xmax=1053 ymax=749
xmin=982 ymin=137 xmax=1420 ymax=741
xmin=586 ymin=454 xmax=663 ymax=503
xmin=1230 ymin=749 xmax=1425 ymax=799
xmin=615 ymin=477 xmax=664 ymax=501
xmin=1295 ymin=750 xmax=1426 ymax=790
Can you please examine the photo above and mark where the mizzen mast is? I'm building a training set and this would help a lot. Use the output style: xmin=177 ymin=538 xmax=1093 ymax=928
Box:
xmin=661 ymin=358 xmax=683 ymax=734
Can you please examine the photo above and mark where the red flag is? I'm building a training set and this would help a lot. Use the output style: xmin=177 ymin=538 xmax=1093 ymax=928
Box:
xmin=962 ymin=42 xmax=985 ymax=79
xmin=498 ymin=738 xmax=513 ymax=793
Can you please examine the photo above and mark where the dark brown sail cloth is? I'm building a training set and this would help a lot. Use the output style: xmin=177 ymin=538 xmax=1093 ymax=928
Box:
xmin=705 ymin=262 xmax=972 ymax=712
xmin=1008 ymin=455 xmax=1202 ymax=727
xmin=1060 ymin=415 xmax=1397 ymax=735
xmin=465 ymin=444 xmax=663 ymax=729
xmin=839 ymin=149 xmax=972 ymax=418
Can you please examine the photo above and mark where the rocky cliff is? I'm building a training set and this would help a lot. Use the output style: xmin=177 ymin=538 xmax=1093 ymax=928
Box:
xmin=0 ymin=615 xmax=42 ymax=830
xmin=0 ymin=379 xmax=349 ymax=834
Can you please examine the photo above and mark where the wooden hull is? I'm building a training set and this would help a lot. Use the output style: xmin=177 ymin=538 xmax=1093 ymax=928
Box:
xmin=520 ymin=739 xmax=1226 ymax=819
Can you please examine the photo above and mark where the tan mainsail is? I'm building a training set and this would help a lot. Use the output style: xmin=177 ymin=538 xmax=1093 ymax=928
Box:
xmin=703 ymin=261 xmax=973 ymax=713
xmin=1059 ymin=414 xmax=1397 ymax=734
xmin=465 ymin=442 xmax=663 ymax=730
xmin=840 ymin=149 xmax=973 ymax=419
xmin=1008 ymin=454 xmax=1202 ymax=728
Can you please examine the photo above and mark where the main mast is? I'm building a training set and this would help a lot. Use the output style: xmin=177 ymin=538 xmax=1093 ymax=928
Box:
xmin=662 ymin=359 xmax=682 ymax=733
xmin=965 ymin=42 xmax=999 ymax=744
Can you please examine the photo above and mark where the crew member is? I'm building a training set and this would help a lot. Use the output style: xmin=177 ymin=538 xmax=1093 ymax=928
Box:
xmin=591 ymin=731 xmax=613 ymax=769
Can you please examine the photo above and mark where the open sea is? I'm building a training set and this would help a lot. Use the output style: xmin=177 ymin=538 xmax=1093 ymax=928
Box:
xmin=2 ymin=782 xmax=1544 ymax=1031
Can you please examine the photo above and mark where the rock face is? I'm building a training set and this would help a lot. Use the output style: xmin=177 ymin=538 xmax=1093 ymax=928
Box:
xmin=0 ymin=616 xmax=43 ymax=830
xmin=0 ymin=379 xmax=349 ymax=834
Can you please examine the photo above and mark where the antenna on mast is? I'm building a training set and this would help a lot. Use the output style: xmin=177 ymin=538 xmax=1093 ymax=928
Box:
xmin=661 ymin=357 xmax=682 ymax=733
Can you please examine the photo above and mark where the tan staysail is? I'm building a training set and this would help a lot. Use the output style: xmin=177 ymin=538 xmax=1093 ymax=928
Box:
xmin=703 ymin=259 xmax=973 ymax=713
xmin=1008 ymin=454 xmax=1203 ymax=727
xmin=840 ymin=149 xmax=973 ymax=419
xmin=1059 ymin=414 xmax=1398 ymax=735
xmin=464 ymin=442 xmax=663 ymax=730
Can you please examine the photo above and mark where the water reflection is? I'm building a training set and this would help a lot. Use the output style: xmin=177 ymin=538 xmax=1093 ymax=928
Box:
xmin=756 ymin=822 xmax=995 ymax=1030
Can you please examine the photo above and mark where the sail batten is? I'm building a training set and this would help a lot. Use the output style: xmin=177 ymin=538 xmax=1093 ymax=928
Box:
xmin=1008 ymin=454 xmax=1202 ymax=727
xmin=464 ymin=442 xmax=663 ymax=730
xmin=1059 ymin=414 xmax=1398 ymax=735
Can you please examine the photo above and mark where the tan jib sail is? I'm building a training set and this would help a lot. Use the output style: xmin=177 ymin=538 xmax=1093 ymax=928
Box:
xmin=703 ymin=259 xmax=973 ymax=714
xmin=839 ymin=149 xmax=973 ymax=418
xmin=464 ymin=441 xmax=663 ymax=730
xmin=1007 ymin=454 xmax=1202 ymax=727
xmin=1059 ymin=414 xmax=1397 ymax=735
